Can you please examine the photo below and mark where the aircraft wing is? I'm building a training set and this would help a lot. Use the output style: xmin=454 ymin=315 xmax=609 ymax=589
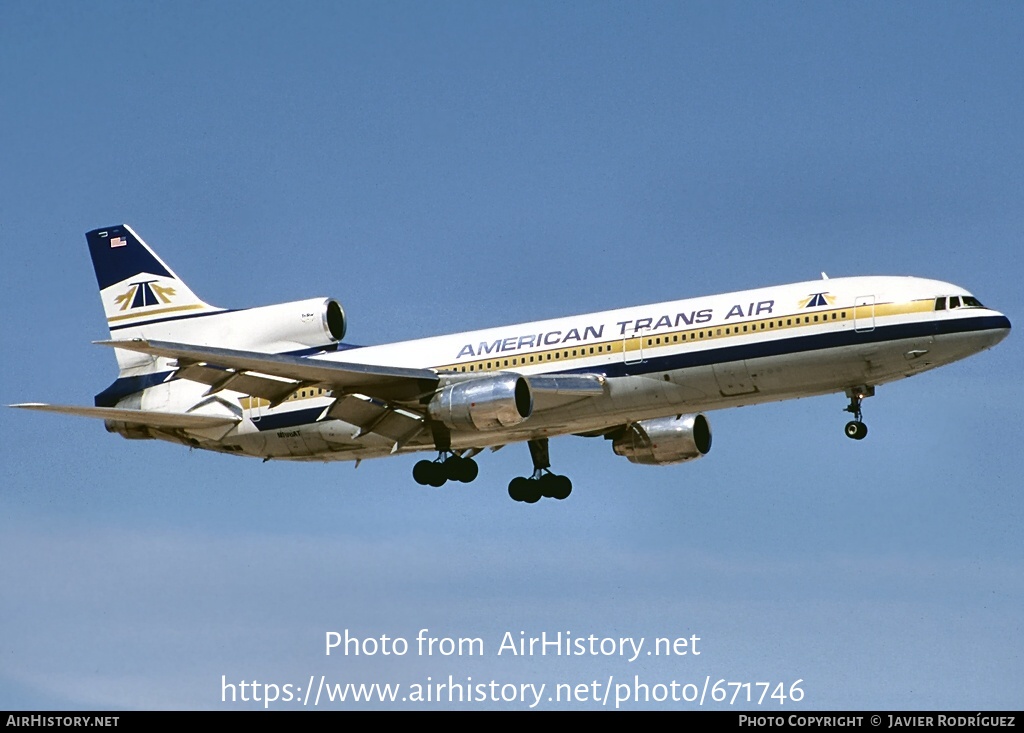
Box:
xmin=93 ymin=341 xmax=607 ymax=449
xmin=99 ymin=339 xmax=441 ymax=405
xmin=10 ymin=403 xmax=240 ymax=429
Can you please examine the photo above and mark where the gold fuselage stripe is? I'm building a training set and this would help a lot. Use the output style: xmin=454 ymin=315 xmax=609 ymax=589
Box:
xmin=107 ymin=303 xmax=209 ymax=323
xmin=240 ymin=299 xmax=937 ymax=409
xmin=433 ymin=299 xmax=935 ymax=375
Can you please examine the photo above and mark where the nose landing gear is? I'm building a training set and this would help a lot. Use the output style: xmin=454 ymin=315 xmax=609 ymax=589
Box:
xmin=843 ymin=386 xmax=873 ymax=440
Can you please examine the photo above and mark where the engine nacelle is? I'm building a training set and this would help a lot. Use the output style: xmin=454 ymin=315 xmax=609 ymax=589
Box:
xmin=217 ymin=297 xmax=346 ymax=352
xmin=145 ymin=296 xmax=347 ymax=356
xmin=428 ymin=375 xmax=533 ymax=431
xmin=103 ymin=420 xmax=190 ymax=445
xmin=612 ymin=414 xmax=712 ymax=466
xmin=104 ymin=420 xmax=156 ymax=440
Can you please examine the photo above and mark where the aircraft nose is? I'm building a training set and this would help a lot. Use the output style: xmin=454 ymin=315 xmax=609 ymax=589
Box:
xmin=989 ymin=311 xmax=1011 ymax=346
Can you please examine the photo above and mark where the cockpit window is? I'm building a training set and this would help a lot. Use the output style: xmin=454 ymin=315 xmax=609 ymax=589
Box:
xmin=935 ymin=295 xmax=985 ymax=311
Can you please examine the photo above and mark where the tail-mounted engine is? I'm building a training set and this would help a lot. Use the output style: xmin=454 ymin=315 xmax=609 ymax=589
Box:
xmin=143 ymin=296 xmax=347 ymax=356
xmin=225 ymin=297 xmax=346 ymax=352
xmin=108 ymin=295 xmax=346 ymax=374
xmin=612 ymin=414 xmax=712 ymax=465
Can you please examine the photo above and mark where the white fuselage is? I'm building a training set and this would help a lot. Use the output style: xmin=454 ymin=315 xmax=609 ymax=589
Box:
xmin=141 ymin=275 xmax=1007 ymax=461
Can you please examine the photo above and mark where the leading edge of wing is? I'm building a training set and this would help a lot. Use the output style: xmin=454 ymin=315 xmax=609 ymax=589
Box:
xmin=10 ymin=403 xmax=239 ymax=429
xmin=97 ymin=339 xmax=440 ymax=400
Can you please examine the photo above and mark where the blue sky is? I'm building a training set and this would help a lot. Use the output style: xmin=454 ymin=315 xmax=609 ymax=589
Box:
xmin=1 ymin=1 xmax=1021 ymax=709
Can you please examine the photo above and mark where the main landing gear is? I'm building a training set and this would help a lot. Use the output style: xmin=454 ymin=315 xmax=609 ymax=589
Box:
xmin=843 ymin=386 xmax=873 ymax=440
xmin=413 ymin=423 xmax=479 ymax=487
xmin=507 ymin=438 xmax=572 ymax=503
xmin=413 ymin=452 xmax=480 ymax=487
xmin=411 ymin=426 xmax=572 ymax=501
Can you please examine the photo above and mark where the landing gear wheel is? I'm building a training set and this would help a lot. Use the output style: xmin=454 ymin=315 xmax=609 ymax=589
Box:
xmin=538 ymin=473 xmax=560 ymax=498
xmin=537 ymin=472 xmax=572 ymax=500
xmin=457 ymin=456 xmax=479 ymax=483
xmin=426 ymin=462 xmax=447 ymax=487
xmin=844 ymin=420 xmax=868 ymax=440
xmin=508 ymin=476 xmax=530 ymax=502
xmin=521 ymin=480 xmax=542 ymax=504
xmin=442 ymin=455 xmax=467 ymax=482
xmin=413 ymin=460 xmax=435 ymax=485
xmin=550 ymin=474 xmax=572 ymax=500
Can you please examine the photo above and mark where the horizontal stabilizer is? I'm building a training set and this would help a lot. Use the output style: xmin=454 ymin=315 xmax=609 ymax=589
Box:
xmin=10 ymin=403 xmax=240 ymax=429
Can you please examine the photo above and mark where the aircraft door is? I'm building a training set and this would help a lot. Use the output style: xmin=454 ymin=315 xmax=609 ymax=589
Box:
xmin=243 ymin=396 xmax=263 ymax=423
xmin=854 ymin=295 xmax=875 ymax=333
xmin=623 ymin=326 xmax=650 ymax=368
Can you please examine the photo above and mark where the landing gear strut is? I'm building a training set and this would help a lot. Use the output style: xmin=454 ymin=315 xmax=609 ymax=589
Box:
xmin=507 ymin=438 xmax=572 ymax=503
xmin=843 ymin=386 xmax=873 ymax=440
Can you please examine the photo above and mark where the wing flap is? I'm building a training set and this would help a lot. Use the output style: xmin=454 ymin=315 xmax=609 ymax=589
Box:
xmin=174 ymin=362 xmax=302 ymax=404
xmin=325 ymin=394 xmax=425 ymax=445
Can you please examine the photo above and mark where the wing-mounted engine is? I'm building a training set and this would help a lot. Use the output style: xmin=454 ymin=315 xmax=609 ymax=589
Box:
xmin=427 ymin=374 xmax=533 ymax=431
xmin=611 ymin=414 xmax=712 ymax=465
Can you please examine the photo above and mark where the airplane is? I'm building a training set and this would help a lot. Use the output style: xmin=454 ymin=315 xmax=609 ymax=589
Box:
xmin=12 ymin=225 xmax=1011 ymax=503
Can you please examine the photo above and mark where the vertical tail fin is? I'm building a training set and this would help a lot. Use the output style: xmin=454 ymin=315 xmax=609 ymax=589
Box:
xmin=86 ymin=225 xmax=223 ymax=373
xmin=86 ymin=225 xmax=221 ymax=331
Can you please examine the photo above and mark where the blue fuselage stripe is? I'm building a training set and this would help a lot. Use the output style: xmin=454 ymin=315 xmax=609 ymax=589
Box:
xmin=94 ymin=371 xmax=173 ymax=407
xmin=95 ymin=314 xmax=1008 ymax=414
xmin=560 ymin=314 xmax=1009 ymax=378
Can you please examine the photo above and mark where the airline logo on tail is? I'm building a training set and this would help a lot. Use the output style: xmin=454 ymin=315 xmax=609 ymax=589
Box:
xmin=113 ymin=280 xmax=178 ymax=310
xmin=103 ymin=273 xmax=207 ymax=324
